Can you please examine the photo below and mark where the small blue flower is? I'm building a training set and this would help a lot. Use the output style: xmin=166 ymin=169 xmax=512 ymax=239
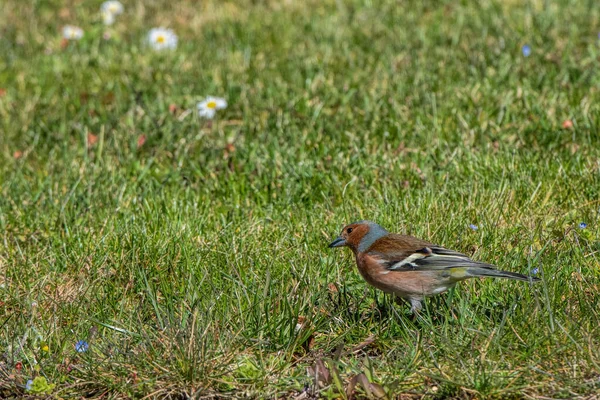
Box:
xmin=579 ymin=222 xmax=587 ymax=229
xmin=532 ymin=267 xmax=539 ymax=275
xmin=75 ymin=340 xmax=89 ymax=353
xmin=469 ymin=224 xmax=478 ymax=231
xmin=25 ymin=379 xmax=33 ymax=391
xmin=522 ymin=44 xmax=531 ymax=57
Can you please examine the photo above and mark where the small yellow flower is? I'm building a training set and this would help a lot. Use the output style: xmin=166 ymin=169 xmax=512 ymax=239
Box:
xmin=42 ymin=344 xmax=49 ymax=352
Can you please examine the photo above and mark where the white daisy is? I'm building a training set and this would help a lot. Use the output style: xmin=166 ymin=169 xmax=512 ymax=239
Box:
xmin=101 ymin=1 xmax=123 ymax=25
xmin=147 ymin=28 xmax=178 ymax=51
xmin=62 ymin=25 xmax=83 ymax=40
xmin=197 ymin=97 xmax=227 ymax=119
xmin=101 ymin=9 xmax=115 ymax=25
xmin=101 ymin=1 xmax=124 ymax=15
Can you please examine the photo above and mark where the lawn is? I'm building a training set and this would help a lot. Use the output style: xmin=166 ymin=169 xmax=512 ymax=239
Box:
xmin=1 ymin=0 xmax=600 ymax=398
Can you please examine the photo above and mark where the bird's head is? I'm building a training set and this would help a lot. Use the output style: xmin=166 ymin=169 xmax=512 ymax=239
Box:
xmin=328 ymin=220 xmax=389 ymax=253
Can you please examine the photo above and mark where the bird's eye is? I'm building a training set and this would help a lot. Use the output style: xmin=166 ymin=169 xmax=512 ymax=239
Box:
xmin=347 ymin=228 xmax=353 ymax=234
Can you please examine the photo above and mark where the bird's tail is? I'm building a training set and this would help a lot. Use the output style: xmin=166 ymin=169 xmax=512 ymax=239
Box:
xmin=467 ymin=266 xmax=540 ymax=282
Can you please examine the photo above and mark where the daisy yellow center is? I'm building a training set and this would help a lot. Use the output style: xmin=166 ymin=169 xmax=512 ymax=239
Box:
xmin=206 ymin=101 xmax=217 ymax=109
xmin=109 ymin=5 xmax=118 ymax=12
xmin=156 ymin=35 xmax=165 ymax=44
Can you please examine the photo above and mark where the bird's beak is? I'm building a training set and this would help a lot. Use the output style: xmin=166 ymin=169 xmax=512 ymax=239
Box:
xmin=328 ymin=236 xmax=346 ymax=248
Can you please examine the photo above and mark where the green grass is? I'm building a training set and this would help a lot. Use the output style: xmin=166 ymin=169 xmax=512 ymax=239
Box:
xmin=1 ymin=0 xmax=600 ymax=398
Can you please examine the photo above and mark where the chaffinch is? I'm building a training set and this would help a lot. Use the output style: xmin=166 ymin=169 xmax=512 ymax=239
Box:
xmin=329 ymin=220 xmax=540 ymax=313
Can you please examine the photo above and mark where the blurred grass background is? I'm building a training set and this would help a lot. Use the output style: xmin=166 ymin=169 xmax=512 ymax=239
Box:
xmin=1 ymin=0 xmax=600 ymax=398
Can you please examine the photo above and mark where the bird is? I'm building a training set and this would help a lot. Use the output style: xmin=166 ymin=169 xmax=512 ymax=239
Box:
xmin=328 ymin=220 xmax=540 ymax=313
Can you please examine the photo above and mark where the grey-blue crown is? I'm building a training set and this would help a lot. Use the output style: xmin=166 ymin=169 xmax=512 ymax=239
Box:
xmin=353 ymin=220 xmax=389 ymax=252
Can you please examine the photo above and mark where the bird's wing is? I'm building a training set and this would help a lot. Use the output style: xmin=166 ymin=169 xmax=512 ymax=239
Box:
xmin=383 ymin=246 xmax=496 ymax=271
xmin=366 ymin=234 xmax=496 ymax=271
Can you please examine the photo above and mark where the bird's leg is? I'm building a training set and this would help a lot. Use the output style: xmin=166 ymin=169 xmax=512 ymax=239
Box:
xmin=409 ymin=298 xmax=423 ymax=314
xmin=394 ymin=296 xmax=423 ymax=320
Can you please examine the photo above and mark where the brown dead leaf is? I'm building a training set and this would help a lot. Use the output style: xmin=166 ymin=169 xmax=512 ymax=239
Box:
xmin=393 ymin=142 xmax=406 ymax=155
xmin=169 ymin=104 xmax=178 ymax=114
xmin=307 ymin=359 xmax=331 ymax=388
xmin=305 ymin=335 xmax=315 ymax=351
xmin=137 ymin=134 xmax=147 ymax=149
xmin=0 ymin=88 xmax=6 ymax=97
xmin=351 ymin=373 xmax=387 ymax=399
xmin=346 ymin=374 xmax=359 ymax=399
xmin=298 ymin=326 xmax=315 ymax=353
xmin=327 ymin=283 xmax=338 ymax=293
xmin=87 ymin=133 xmax=98 ymax=148
xmin=60 ymin=38 xmax=69 ymax=49
xmin=13 ymin=151 xmax=23 ymax=159
xmin=348 ymin=335 xmax=376 ymax=355
xmin=102 ymin=92 xmax=115 ymax=105
xmin=296 ymin=315 xmax=306 ymax=331
xmin=224 ymin=142 xmax=236 ymax=159
xmin=562 ymin=119 xmax=573 ymax=129
xmin=368 ymin=382 xmax=387 ymax=398
xmin=59 ymin=7 xmax=70 ymax=18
